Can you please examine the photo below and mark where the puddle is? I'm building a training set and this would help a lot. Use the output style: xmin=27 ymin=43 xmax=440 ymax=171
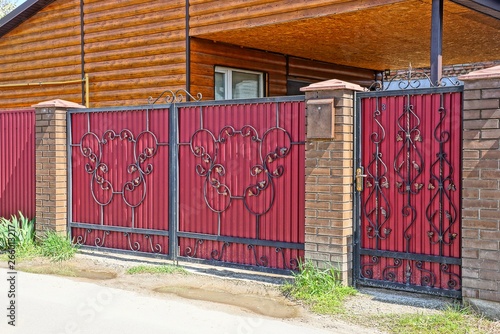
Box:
xmin=19 ymin=265 xmax=117 ymax=280
xmin=154 ymin=286 xmax=299 ymax=318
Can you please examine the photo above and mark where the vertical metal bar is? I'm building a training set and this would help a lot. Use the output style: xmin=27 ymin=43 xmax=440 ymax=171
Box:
xmin=353 ymin=92 xmax=361 ymax=286
xmin=67 ymin=111 xmax=73 ymax=239
xmin=430 ymin=0 xmax=443 ymax=85
xmin=85 ymin=73 xmax=90 ymax=108
xmin=185 ymin=0 xmax=191 ymax=101
xmin=80 ymin=0 xmax=86 ymax=106
xmin=169 ymin=104 xmax=179 ymax=260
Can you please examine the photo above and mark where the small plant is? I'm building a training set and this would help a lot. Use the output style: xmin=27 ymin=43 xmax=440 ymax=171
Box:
xmin=282 ymin=260 xmax=356 ymax=314
xmin=0 ymin=212 xmax=35 ymax=251
xmin=39 ymin=231 xmax=78 ymax=262
xmin=379 ymin=304 xmax=500 ymax=334
xmin=126 ymin=264 xmax=187 ymax=275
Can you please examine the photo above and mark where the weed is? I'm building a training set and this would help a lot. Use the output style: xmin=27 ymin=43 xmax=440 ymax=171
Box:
xmin=39 ymin=231 xmax=78 ymax=262
xmin=126 ymin=264 xmax=188 ymax=275
xmin=282 ymin=260 xmax=356 ymax=314
xmin=0 ymin=212 xmax=35 ymax=251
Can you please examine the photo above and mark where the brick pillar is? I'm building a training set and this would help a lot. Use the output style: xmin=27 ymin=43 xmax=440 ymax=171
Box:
xmin=301 ymin=79 xmax=364 ymax=284
xmin=34 ymin=99 xmax=85 ymax=235
xmin=459 ymin=66 xmax=500 ymax=320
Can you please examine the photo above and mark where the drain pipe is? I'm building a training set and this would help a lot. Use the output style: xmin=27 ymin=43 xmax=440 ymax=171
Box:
xmin=185 ymin=0 xmax=191 ymax=100
xmin=80 ymin=0 xmax=86 ymax=106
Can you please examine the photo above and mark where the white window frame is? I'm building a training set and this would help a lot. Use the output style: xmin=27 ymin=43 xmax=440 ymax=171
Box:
xmin=215 ymin=66 xmax=264 ymax=100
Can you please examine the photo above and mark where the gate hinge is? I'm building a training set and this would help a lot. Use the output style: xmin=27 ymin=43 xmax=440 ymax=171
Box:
xmin=355 ymin=167 xmax=366 ymax=192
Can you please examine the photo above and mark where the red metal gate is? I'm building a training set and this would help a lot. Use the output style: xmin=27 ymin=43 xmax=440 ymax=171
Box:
xmin=355 ymin=86 xmax=462 ymax=297
xmin=177 ymin=99 xmax=305 ymax=270
xmin=0 ymin=109 xmax=35 ymax=219
xmin=70 ymin=107 xmax=171 ymax=255
xmin=69 ymin=95 xmax=305 ymax=272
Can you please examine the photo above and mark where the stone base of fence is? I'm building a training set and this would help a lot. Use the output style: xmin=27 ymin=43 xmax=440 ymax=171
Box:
xmin=301 ymin=80 xmax=363 ymax=284
xmin=34 ymin=99 xmax=85 ymax=236
xmin=459 ymin=66 xmax=500 ymax=320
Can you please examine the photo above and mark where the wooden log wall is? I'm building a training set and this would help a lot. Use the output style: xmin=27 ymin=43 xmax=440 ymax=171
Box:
xmin=0 ymin=0 xmax=375 ymax=109
xmin=83 ymin=0 xmax=186 ymax=106
xmin=0 ymin=0 xmax=82 ymax=110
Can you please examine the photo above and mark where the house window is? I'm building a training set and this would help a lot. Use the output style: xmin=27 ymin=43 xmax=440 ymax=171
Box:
xmin=215 ymin=66 xmax=264 ymax=100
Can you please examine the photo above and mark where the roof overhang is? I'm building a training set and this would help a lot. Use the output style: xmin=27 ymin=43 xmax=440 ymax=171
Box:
xmin=191 ymin=0 xmax=500 ymax=71
xmin=0 ymin=0 xmax=56 ymax=38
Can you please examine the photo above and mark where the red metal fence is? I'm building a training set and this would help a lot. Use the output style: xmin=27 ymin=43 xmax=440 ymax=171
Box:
xmin=355 ymin=87 xmax=462 ymax=297
xmin=69 ymin=96 xmax=305 ymax=272
xmin=0 ymin=109 xmax=35 ymax=219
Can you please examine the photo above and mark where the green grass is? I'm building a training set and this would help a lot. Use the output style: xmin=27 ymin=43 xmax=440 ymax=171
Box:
xmin=282 ymin=260 xmax=357 ymax=314
xmin=0 ymin=212 xmax=78 ymax=262
xmin=38 ymin=231 xmax=78 ymax=262
xmin=373 ymin=304 xmax=500 ymax=334
xmin=126 ymin=264 xmax=188 ymax=275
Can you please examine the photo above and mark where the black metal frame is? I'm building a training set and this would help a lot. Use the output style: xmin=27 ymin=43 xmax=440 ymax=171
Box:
xmin=354 ymin=84 xmax=464 ymax=298
xmin=67 ymin=93 xmax=305 ymax=275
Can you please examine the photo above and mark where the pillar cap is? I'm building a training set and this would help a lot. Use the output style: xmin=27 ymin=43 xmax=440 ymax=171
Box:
xmin=458 ymin=65 xmax=500 ymax=81
xmin=32 ymin=99 xmax=85 ymax=109
xmin=300 ymin=79 xmax=365 ymax=92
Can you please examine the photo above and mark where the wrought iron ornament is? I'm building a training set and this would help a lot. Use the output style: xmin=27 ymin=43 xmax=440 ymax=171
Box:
xmin=369 ymin=65 xmax=462 ymax=91
xmin=363 ymin=96 xmax=391 ymax=248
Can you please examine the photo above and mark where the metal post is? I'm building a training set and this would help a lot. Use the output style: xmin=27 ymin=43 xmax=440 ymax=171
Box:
xmin=430 ymin=0 xmax=443 ymax=85
xmin=168 ymin=103 xmax=179 ymax=261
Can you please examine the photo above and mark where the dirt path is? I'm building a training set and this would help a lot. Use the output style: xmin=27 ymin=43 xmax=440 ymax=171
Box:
xmin=1 ymin=252 xmax=457 ymax=333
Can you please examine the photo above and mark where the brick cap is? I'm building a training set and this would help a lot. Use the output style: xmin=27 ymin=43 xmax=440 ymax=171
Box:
xmin=300 ymin=79 xmax=365 ymax=92
xmin=32 ymin=99 xmax=85 ymax=109
xmin=458 ymin=65 xmax=500 ymax=81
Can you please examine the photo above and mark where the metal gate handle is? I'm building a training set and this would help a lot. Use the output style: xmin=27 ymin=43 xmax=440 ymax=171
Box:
xmin=356 ymin=167 xmax=367 ymax=192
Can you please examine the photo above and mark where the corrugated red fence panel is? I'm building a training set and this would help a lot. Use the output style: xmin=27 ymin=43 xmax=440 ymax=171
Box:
xmin=0 ymin=109 xmax=35 ymax=219
xmin=177 ymin=100 xmax=305 ymax=269
xmin=358 ymin=90 xmax=462 ymax=295
xmin=70 ymin=108 xmax=170 ymax=255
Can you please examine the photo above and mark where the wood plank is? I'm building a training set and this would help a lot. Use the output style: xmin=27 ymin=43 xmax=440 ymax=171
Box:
xmin=84 ymin=8 xmax=185 ymax=34
xmin=0 ymin=28 xmax=81 ymax=51
xmin=84 ymin=21 xmax=185 ymax=43
xmin=84 ymin=0 xmax=183 ymax=14
xmin=84 ymin=42 xmax=185 ymax=63
xmin=85 ymin=53 xmax=186 ymax=73
xmin=0 ymin=57 xmax=81 ymax=74
xmin=84 ymin=0 xmax=184 ymax=24
xmin=0 ymin=65 xmax=81 ymax=82
xmin=84 ymin=35 xmax=184 ymax=54
xmin=0 ymin=45 xmax=81 ymax=64
xmin=88 ymin=64 xmax=185 ymax=82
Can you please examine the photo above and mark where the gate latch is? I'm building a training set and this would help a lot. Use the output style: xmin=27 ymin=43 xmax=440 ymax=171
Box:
xmin=355 ymin=167 xmax=367 ymax=192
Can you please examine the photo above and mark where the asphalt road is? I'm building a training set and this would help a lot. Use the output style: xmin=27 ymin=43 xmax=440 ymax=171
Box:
xmin=0 ymin=268 xmax=340 ymax=334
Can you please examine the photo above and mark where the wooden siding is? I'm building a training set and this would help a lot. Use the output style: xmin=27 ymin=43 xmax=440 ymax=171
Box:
xmin=190 ymin=38 xmax=375 ymax=100
xmin=83 ymin=0 xmax=186 ymax=107
xmin=0 ymin=0 xmax=82 ymax=110
xmin=0 ymin=0 xmax=375 ymax=109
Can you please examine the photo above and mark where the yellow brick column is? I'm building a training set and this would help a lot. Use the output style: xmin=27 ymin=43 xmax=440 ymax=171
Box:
xmin=301 ymin=79 xmax=364 ymax=285
xmin=33 ymin=99 xmax=85 ymax=235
